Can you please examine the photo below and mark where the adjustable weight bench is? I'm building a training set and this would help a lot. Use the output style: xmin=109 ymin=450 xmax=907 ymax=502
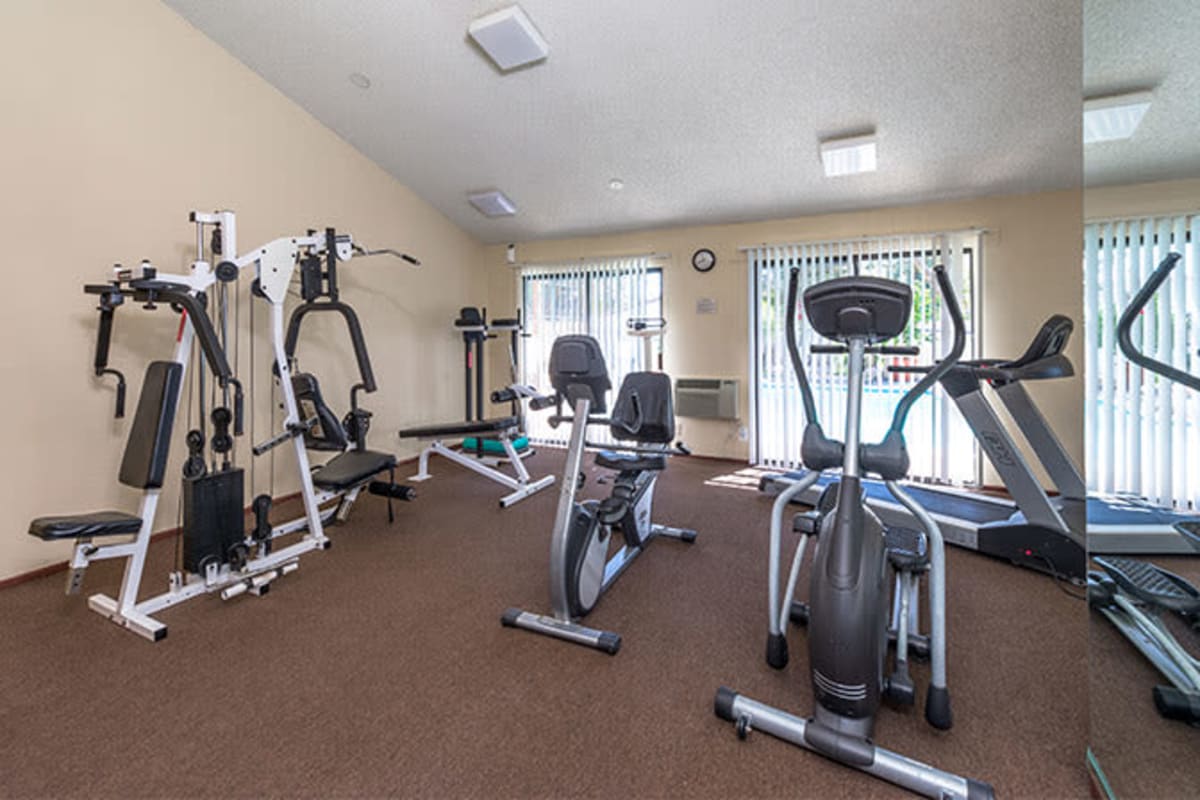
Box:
xmin=399 ymin=416 xmax=554 ymax=508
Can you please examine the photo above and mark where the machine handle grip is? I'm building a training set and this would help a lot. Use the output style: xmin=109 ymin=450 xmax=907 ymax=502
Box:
xmin=1116 ymin=254 xmax=1200 ymax=391
xmin=889 ymin=265 xmax=966 ymax=434
xmin=529 ymin=394 xmax=558 ymax=411
xmin=786 ymin=269 xmax=820 ymax=423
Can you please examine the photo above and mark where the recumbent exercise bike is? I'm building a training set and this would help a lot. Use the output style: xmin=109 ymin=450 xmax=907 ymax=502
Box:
xmin=502 ymin=335 xmax=696 ymax=654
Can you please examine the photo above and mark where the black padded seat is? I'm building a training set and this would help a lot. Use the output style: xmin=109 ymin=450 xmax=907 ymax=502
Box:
xmin=595 ymin=451 xmax=666 ymax=472
xmin=398 ymin=416 xmax=519 ymax=439
xmin=28 ymin=511 xmax=143 ymax=540
xmin=311 ymin=450 xmax=397 ymax=492
xmin=885 ymin=526 xmax=929 ymax=572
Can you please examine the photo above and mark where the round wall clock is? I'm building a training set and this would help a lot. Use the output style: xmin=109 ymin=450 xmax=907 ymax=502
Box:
xmin=691 ymin=248 xmax=716 ymax=273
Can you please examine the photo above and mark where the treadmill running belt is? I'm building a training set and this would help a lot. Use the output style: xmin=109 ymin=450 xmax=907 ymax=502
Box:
xmin=784 ymin=471 xmax=1014 ymax=524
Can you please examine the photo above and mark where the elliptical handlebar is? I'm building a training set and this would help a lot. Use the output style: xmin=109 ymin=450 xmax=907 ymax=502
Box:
xmin=1117 ymin=253 xmax=1200 ymax=392
xmin=888 ymin=265 xmax=966 ymax=435
xmin=785 ymin=268 xmax=820 ymax=424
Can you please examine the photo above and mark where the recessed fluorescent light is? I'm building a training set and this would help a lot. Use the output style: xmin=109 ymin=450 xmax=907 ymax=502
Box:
xmin=819 ymin=133 xmax=877 ymax=177
xmin=468 ymin=5 xmax=549 ymax=71
xmin=608 ymin=178 xmax=624 ymax=191
xmin=1084 ymin=91 xmax=1153 ymax=144
xmin=468 ymin=190 xmax=518 ymax=217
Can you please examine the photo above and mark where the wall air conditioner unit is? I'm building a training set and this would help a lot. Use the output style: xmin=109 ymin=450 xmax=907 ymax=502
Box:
xmin=675 ymin=378 xmax=739 ymax=420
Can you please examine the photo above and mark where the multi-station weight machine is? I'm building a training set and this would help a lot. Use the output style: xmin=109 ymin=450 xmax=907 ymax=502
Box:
xmin=27 ymin=210 xmax=417 ymax=641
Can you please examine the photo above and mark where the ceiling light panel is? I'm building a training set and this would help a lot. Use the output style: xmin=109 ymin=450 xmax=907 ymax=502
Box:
xmin=1083 ymin=91 xmax=1153 ymax=144
xmin=468 ymin=5 xmax=549 ymax=71
xmin=819 ymin=134 xmax=878 ymax=177
xmin=468 ymin=190 xmax=518 ymax=217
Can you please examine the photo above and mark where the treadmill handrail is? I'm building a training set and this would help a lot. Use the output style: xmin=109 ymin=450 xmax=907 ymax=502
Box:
xmin=1117 ymin=253 xmax=1200 ymax=392
xmin=889 ymin=265 xmax=966 ymax=434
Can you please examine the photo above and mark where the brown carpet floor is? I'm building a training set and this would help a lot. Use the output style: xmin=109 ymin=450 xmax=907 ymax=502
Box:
xmin=0 ymin=450 xmax=1092 ymax=798
xmin=1089 ymin=554 xmax=1200 ymax=799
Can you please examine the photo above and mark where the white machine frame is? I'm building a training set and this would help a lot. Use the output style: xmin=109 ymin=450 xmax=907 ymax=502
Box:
xmin=63 ymin=211 xmax=375 ymax=641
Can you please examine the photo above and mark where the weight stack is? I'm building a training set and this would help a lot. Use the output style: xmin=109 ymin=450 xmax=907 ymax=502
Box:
xmin=182 ymin=468 xmax=245 ymax=574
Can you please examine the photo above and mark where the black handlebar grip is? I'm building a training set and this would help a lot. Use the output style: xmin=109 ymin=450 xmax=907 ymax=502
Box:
xmin=95 ymin=306 xmax=114 ymax=371
xmin=810 ymin=345 xmax=847 ymax=354
xmin=113 ymin=379 xmax=126 ymax=419
xmin=529 ymin=394 xmax=558 ymax=411
xmin=1116 ymin=254 xmax=1200 ymax=392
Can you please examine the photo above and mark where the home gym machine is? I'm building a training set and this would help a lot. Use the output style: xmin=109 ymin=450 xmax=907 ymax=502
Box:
xmin=715 ymin=267 xmax=994 ymax=799
xmin=27 ymin=211 xmax=415 ymax=641
xmin=501 ymin=335 xmax=696 ymax=654
xmin=761 ymin=312 xmax=1089 ymax=581
xmin=399 ymin=306 xmax=554 ymax=507
xmin=1088 ymin=251 xmax=1200 ymax=725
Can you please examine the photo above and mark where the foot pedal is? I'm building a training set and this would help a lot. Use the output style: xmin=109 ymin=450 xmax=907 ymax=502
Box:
xmin=885 ymin=526 xmax=929 ymax=571
xmin=1094 ymin=557 xmax=1200 ymax=617
xmin=793 ymin=511 xmax=820 ymax=535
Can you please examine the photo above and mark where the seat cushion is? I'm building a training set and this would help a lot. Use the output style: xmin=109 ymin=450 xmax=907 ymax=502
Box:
xmin=29 ymin=511 xmax=143 ymax=540
xmin=594 ymin=450 xmax=666 ymax=472
xmin=312 ymin=449 xmax=398 ymax=491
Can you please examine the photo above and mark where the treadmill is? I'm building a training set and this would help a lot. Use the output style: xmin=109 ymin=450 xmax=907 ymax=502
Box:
xmin=762 ymin=314 xmax=1087 ymax=581
xmin=763 ymin=254 xmax=1200 ymax=578
xmin=1088 ymin=252 xmax=1200 ymax=554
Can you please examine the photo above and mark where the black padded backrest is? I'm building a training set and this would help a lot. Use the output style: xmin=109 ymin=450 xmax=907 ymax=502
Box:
xmin=549 ymin=335 xmax=611 ymax=414
xmin=803 ymin=276 xmax=911 ymax=344
xmin=610 ymin=372 xmax=675 ymax=443
xmin=455 ymin=307 xmax=484 ymax=327
xmin=292 ymin=373 xmax=349 ymax=451
xmin=119 ymin=361 xmax=182 ymax=490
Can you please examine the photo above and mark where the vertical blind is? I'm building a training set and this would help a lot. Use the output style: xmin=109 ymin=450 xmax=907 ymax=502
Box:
xmin=1084 ymin=214 xmax=1200 ymax=509
xmin=519 ymin=256 xmax=654 ymax=444
xmin=748 ymin=232 xmax=980 ymax=484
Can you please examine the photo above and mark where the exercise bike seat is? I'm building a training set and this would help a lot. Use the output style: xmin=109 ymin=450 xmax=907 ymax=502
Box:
xmin=885 ymin=526 xmax=929 ymax=572
xmin=28 ymin=511 xmax=143 ymax=540
xmin=1094 ymin=556 xmax=1200 ymax=616
xmin=595 ymin=450 xmax=666 ymax=472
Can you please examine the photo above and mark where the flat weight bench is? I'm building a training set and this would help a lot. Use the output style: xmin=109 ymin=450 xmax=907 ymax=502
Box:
xmin=399 ymin=416 xmax=554 ymax=508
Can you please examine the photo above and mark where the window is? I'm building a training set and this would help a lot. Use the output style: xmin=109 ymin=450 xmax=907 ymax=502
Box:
xmin=749 ymin=233 xmax=980 ymax=485
xmin=1084 ymin=215 xmax=1199 ymax=509
xmin=519 ymin=257 xmax=663 ymax=443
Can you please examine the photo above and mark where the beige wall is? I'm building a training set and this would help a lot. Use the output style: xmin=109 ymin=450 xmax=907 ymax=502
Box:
xmin=0 ymin=0 xmax=485 ymax=580
xmin=1084 ymin=177 xmax=1200 ymax=220
xmin=485 ymin=189 xmax=1085 ymax=486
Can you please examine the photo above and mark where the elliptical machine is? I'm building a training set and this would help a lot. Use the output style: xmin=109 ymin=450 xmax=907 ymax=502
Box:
xmin=502 ymin=335 xmax=696 ymax=654
xmin=1088 ymin=252 xmax=1200 ymax=725
xmin=715 ymin=266 xmax=994 ymax=799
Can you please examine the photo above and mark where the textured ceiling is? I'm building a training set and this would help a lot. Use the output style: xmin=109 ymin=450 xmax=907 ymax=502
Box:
xmin=164 ymin=0 xmax=1084 ymax=243
xmin=1083 ymin=0 xmax=1200 ymax=188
